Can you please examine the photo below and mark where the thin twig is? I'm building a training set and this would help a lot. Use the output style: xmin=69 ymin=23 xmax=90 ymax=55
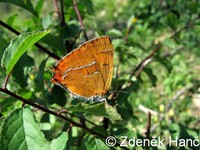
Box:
xmin=139 ymin=104 xmax=162 ymax=116
xmin=134 ymin=58 xmax=152 ymax=78
xmin=71 ymin=29 xmax=82 ymax=46
xmin=0 ymin=20 xmax=60 ymax=60
xmin=130 ymin=43 xmax=162 ymax=78
xmin=124 ymin=26 xmax=131 ymax=42
xmin=59 ymin=0 xmax=66 ymax=26
xmin=53 ymin=0 xmax=60 ymax=19
xmin=73 ymin=0 xmax=88 ymax=41
xmin=66 ymin=123 xmax=73 ymax=132
xmin=3 ymin=68 xmax=13 ymax=89
xmin=103 ymin=117 xmax=109 ymax=130
xmin=145 ymin=112 xmax=151 ymax=150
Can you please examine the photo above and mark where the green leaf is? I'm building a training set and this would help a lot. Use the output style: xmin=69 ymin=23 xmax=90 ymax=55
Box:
xmin=187 ymin=2 xmax=198 ymax=13
xmin=18 ymin=89 xmax=33 ymax=99
xmin=110 ymin=125 xmax=137 ymax=138
xmin=0 ymin=107 xmax=50 ymax=150
xmin=42 ymin=13 xmax=53 ymax=29
xmin=116 ymin=81 xmax=139 ymax=105
xmin=117 ymin=105 xmax=131 ymax=120
xmin=7 ymin=14 xmax=18 ymax=26
xmin=143 ymin=68 xmax=157 ymax=86
xmin=0 ymin=0 xmax=38 ymax=16
xmin=167 ymin=12 xmax=177 ymax=29
xmin=155 ymin=56 xmax=173 ymax=73
xmin=1 ymin=30 xmax=51 ymax=74
xmin=112 ymin=39 xmax=126 ymax=49
xmin=59 ymin=23 xmax=80 ymax=40
xmin=85 ymin=135 xmax=110 ymax=150
xmin=67 ymin=102 xmax=122 ymax=121
xmin=41 ymin=34 xmax=65 ymax=52
xmin=0 ymin=36 xmax=8 ymax=78
xmin=50 ymin=132 xmax=68 ymax=150
xmin=0 ymin=35 xmax=8 ymax=51
xmin=169 ymin=123 xmax=180 ymax=140
xmin=35 ymin=0 xmax=45 ymax=15
xmin=50 ymin=86 xmax=67 ymax=107
xmin=12 ymin=53 xmax=34 ymax=88
xmin=104 ymin=103 xmax=122 ymax=121
xmin=107 ymin=29 xmax=123 ymax=37
xmin=117 ymin=96 xmax=134 ymax=121
xmin=163 ymin=38 xmax=175 ymax=49
xmin=0 ymin=97 xmax=16 ymax=117
xmin=79 ymin=0 xmax=94 ymax=15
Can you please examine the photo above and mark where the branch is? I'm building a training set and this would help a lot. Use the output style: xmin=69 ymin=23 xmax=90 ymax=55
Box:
xmin=139 ymin=104 xmax=160 ymax=116
xmin=73 ymin=0 xmax=88 ymax=41
xmin=0 ymin=88 xmax=106 ymax=139
xmin=53 ymin=0 xmax=60 ymax=20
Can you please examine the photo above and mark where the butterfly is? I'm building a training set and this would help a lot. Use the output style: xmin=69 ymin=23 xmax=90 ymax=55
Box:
xmin=51 ymin=36 xmax=114 ymax=102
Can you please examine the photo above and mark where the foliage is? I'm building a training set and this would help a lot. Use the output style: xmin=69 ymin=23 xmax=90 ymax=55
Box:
xmin=0 ymin=0 xmax=200 ymax=150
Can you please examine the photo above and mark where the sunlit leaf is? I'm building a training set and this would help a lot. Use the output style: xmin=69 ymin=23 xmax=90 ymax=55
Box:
xmin=50 ymin=132 xmax=68 ymax=150
xmin=169 ymin=123 xmax=180 ymax=140
xmin=85 ymin=135 xmax=110 ymax=150
xmin=1 ymin=30 xmax=51 ymax=74
xmin=67 ymin=102 xmax=122 ymax=121
xmin=1 ymin=107 xmax=50 ymax=150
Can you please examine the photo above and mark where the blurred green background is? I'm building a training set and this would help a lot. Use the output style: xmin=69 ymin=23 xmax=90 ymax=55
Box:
xmin=0 ymin=0 xmax=200 ymax=149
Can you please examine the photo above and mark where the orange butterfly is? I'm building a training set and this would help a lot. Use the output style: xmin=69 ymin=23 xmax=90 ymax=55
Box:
xmin=51 ymin=36 xmax=114 ymax=102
